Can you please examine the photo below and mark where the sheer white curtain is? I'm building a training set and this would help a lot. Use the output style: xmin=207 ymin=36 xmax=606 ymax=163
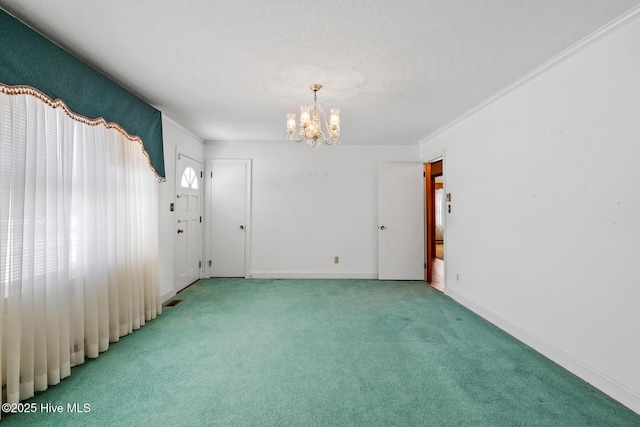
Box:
xmin=0 ymin=88 xmax=161 ymax=406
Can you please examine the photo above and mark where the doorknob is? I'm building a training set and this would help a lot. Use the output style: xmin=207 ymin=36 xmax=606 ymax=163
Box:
xmin=379 ymin=225 xmax=386 ymax=230
xmin=239 ymin=225 xmax=245 ymax=230
xmin=177 ymin=229 xmax=184 ymax=234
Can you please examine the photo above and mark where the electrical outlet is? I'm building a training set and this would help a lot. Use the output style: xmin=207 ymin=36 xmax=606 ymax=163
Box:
xmin=334 ymin=256 xmax=339 ymax=264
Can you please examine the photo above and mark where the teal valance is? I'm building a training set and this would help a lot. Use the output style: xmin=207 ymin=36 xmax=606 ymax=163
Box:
xmin=0 ymin=9 xmax=165 ymax=179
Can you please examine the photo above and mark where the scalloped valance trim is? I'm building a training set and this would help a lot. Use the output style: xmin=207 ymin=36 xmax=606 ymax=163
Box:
xmin=1 ymin=83 xmax=165 ymax=182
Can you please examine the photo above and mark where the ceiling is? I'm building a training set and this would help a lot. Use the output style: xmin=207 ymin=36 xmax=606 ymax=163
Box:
xmin=2 ymin=0 xmax=640 ymax=144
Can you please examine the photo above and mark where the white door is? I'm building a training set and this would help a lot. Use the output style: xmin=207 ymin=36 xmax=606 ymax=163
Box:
xmin=174 ymin=153 xmax=202 ymax=291
xmin=205 ymin=159 xmax=251 ymax=278
xmin=378 ymin=163 xmax=425 ymax=280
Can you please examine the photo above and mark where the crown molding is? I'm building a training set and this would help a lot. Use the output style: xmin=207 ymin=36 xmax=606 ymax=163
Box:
xmin=420 ymin=4 xmax=640 ymax=145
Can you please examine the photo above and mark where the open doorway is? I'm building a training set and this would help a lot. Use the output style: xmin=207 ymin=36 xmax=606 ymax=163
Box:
xmin=425 ymin=160 xmax=444 ymax=292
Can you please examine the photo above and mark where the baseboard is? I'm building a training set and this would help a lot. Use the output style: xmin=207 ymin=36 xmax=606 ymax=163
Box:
xmin=248 ymin=271 xmax=378 ymax=279
xmin=161 ymin=289 xmax=177 ymax=303
xmin=446 ymin=288 xmax=640 ymax=415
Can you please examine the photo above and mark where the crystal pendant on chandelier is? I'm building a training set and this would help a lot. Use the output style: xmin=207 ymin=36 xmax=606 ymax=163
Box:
xmin=286 ymin=84 xmax=340 ymax=148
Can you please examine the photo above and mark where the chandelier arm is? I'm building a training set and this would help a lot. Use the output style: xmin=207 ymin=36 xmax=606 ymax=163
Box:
xmin=314 ymin=104 xmax=333 ymax=141
xmin=317 ymin=128 xmax=328 ymax=142
xmin=323 ymin=132 xmax=339 ymax=145
xmin=288 ymin=127 xmax=307 ymax=143
xmin=291 ymin=134 xmax=305 ymax=143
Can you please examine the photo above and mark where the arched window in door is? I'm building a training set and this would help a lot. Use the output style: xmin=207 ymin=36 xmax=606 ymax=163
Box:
xmin=180 ymin=166 xmax=198 ymax=189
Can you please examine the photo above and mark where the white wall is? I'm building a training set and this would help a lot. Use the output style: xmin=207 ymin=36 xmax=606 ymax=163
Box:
xmin=158 ymin=116 xmax=204 ymax=301
xmin=204 ymin=142 xmax=419 ymax=278
xmin=421 ymin=15 xmax=640 ymax=413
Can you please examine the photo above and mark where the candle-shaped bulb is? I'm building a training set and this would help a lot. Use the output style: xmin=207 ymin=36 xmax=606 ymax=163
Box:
xmin=300 ymin=106 xmax=311 ymax=127
xmin=329 ymin=109 xmax=340 ymax=129
xmin=287 ymin=113 xmax=296 ymax=133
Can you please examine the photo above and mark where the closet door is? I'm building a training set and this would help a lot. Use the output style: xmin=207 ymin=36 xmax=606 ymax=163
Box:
xmin=205 ymin=159 xmax=251 ymax=277
xmin=378 ymin=163 xmax=425 ymax=280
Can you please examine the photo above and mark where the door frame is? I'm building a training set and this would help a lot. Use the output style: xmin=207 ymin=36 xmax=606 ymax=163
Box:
xmin=422 ymin=149 xmax=446 ymax=290
xmin=203 ymin=158 xmax=252 ymax=278
xmin=174 ymin=148 xmax=203 ymax=293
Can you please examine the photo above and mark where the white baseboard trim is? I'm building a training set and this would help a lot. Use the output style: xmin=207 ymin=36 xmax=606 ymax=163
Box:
xmin=446 ymin=288 xmax=640 ymax=415
xmin=161 ymin=289 xmax=177 ymax=303
xmin=248 ymin=271 xmax=378 ymax=280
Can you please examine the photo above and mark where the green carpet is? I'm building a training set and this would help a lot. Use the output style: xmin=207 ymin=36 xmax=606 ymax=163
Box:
xmin=3 ymin=279 xmax=639 ymax=426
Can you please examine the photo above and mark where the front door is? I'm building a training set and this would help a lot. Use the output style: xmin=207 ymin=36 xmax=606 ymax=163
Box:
xmin=174 ymin=153 xmax=202 ymax=292
xmin=378 ymin=163 xmax=425 ymax=280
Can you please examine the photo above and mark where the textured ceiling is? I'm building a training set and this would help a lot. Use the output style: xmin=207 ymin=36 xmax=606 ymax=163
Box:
xmin=1 ymin=0 xmax=640 ymax=144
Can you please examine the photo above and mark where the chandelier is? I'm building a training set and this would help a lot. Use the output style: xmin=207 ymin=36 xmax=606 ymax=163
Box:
xmin=286 ymin=84 xmax=340 ymax=148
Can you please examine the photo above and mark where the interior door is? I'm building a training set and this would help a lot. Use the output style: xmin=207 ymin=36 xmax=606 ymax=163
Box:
xmin=206 ymin=159 xmax=251 ymax=278
xmin=174 ymin=153 xmax=202 ymax=292
xmin=378 ymin=163 xmax=425 ymax=280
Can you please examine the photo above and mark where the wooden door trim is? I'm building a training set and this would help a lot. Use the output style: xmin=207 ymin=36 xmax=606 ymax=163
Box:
xmin=425 ymin=159 xmax=443 ymax=284
xmin=425 ymin=163 xmax=434 ymax=283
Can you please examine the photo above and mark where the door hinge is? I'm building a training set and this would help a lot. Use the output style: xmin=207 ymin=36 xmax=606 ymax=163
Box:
xmin=211 ymin=172 xmax=213 ymax=178
xmin=199 ymin=261 xmax=202 ymax=268
xmin=200 ymin=216 xmax=202 ymax=223
xmin=201 ymin=171 xmax=203 ymax=178
xmin=423 ymin=171 xmax=426 ymax=177
xmin=424 ymin=263 xmax=427 ymax=268
xmin=208 ymin=260 xmax=212 ymax=267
